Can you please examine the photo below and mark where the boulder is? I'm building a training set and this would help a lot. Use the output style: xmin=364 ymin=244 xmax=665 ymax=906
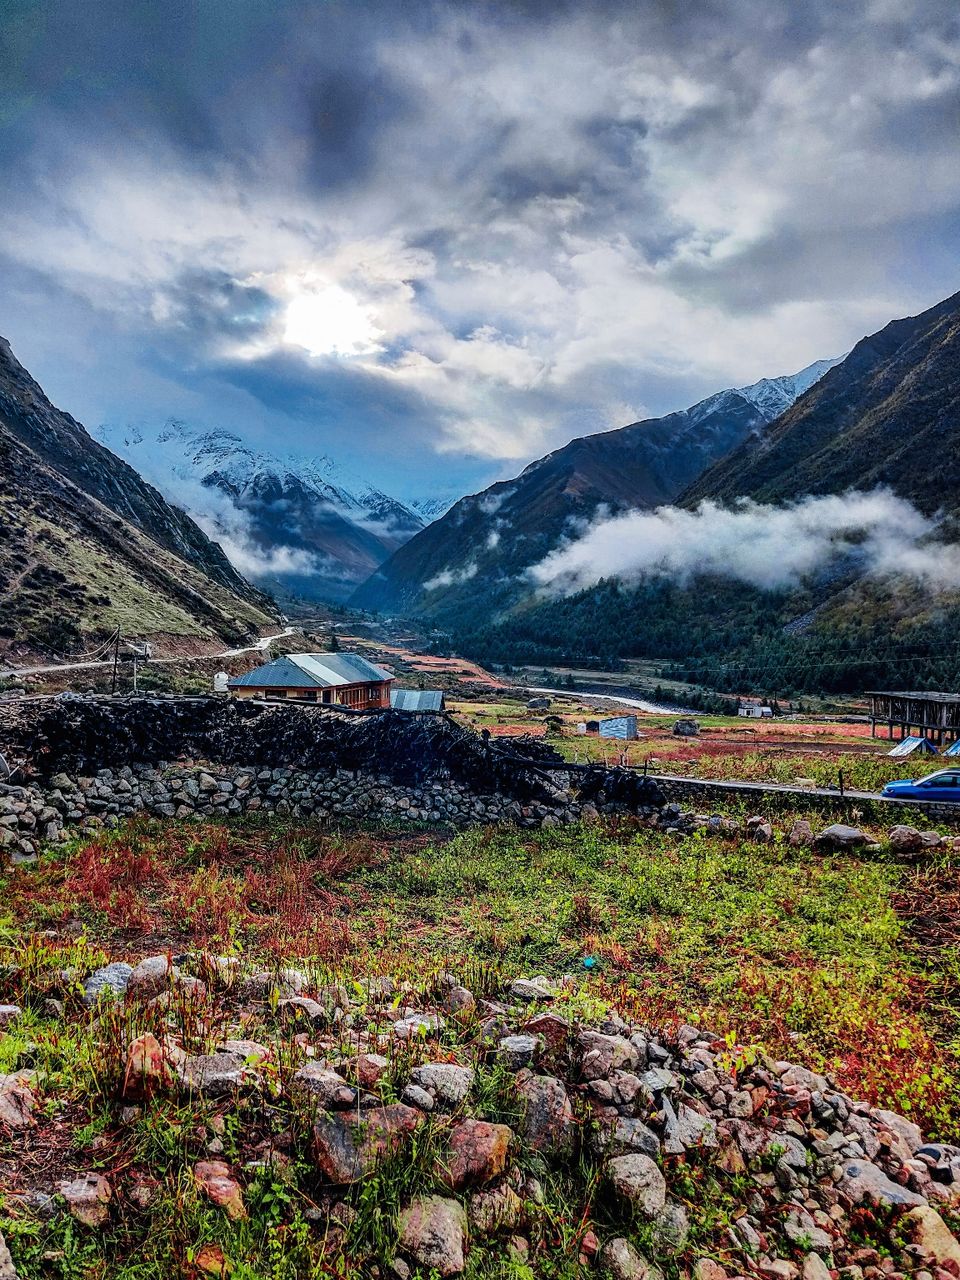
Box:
xmin=607 ymin=1153 xmax=667 ymax=1217
xmin=0 ymin=1073 xmax=34 ymax=1128
xmin=60 ymin=1173 xmax=112 ymax=1227
xmin=178 ymin=1050 xmax=253 ymax=1099
xmin=0 ymin=1006 xmax=21 ymax=1030
xmin=900 ymin=1206 xmax=960 ymax=1269
xmin=509 ymin=978 xmax=556 ymax=1002
xmin=409 ymin=1063 xmax=474 ymax=1109
xmin=0 ymin=1229 xmax=17 ymax=1280
xmin=838 ymin=1159 xmax=927 ymax=1207
xmin=82 ymin=962 xmax=133 ymax=1006
xmin=194 ymin=1160 xmax=246 ymax=1221
xmin=441 ymin=1119 xmax=513 ymax=1189
xmin=578 ymin=1031 xmax=639 ymax=1081
xmin=788 ymin=820 xmax=814 ymax=847
xmin=600 ymin=1237 xmax=663 ymax=1280
xmin=313 ymin=1104 xmax=423 ymax=1183
xmin=469 ymin=1184 xmax=525 ymax=1235
xmin=126 ymin=954 xmax=176 ymax=1000
xmin=515 ymin=1072 xmax=575 ymax=1155
xmin=122 ymin=1033 xmax=182 ymax=1100
xmin=497 ymin=1034 xmax=540 ymax=1070
xmin=593 ymin=1115 xmax=660 ymax=1159
xmin=398 ymin=1196 xmax=468 ymax=1277
xmin=290 ymin=1063 xmax=356 ymax=1110
xmin=815 ymin=824 xmax=868 ymax=849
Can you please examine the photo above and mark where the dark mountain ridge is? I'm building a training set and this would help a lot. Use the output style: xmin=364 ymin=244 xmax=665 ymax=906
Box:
xmin=0 ymin=338 xmax=274 ymax=657
xmin=352 ymin=359 xmax=836 ymax=620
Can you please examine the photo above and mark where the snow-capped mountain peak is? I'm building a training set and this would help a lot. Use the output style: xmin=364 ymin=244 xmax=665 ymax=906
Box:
xmin=735 ymin=356 xmax=844 ymax=421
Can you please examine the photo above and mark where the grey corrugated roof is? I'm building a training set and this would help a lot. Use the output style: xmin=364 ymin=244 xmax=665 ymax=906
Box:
xmin=228 ymin=652 xmax=393 ymax=689
xmin=391 ymin=689 xmax=444 ymax=712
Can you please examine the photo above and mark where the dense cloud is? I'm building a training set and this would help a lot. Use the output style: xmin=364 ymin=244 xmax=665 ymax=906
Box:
xmin=1 ymin=0 xmax=958 ymax=502
xmin=530 ymin=492 xmax=960 ymax=594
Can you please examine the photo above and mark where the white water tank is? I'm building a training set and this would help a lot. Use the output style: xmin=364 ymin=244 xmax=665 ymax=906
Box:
xmin=213 ymin=671 xmax=230 ymax=694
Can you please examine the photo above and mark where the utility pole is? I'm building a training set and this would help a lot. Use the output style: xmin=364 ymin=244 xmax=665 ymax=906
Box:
xmin=111 ymin=627 xmax=121 ymax=695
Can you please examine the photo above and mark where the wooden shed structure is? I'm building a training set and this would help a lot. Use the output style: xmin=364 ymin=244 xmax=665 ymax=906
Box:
xmin=868 ymin=691 xmax=960 ymax=746
xmin=228 ymin=653 xmax=393 ymax=710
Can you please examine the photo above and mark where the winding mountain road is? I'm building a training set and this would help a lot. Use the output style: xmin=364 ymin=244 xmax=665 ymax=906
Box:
xmin=0 ymin=627 xmax=296 ymax=680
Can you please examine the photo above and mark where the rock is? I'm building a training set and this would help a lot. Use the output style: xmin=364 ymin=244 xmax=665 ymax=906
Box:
xmin=816 ymin=824 xmax=868 ymax=849
xmin=290 ymin=1063 xmax=356 ymax=1110
xmin=354 ymin=1052 xmax=390 ymax=1088
xmin=838 ymin=1159 xmax=927 ymax=1207
xmin=441 ymin=1118 xmax=513 ymax=1189
xmin=0 ymin=1006 xmax=21 ymax=1030
xmin=873 ymin=1107 xmax=923 ymax=1153
xmin=392 ymin=1012 xmax=444 ymax=1039
xmin=178 ymin=1050 xmax=253 ymax=1098
xmin=521 ymin=1011 xmax=569 ymax=1053
xmin=443 ymin=986 xmax=476 ymax=1019
xmin=901 ymin=1207 xmax=960 ymax=1269
xmin=652 ymin=1202 xmax=690 ymax=1254
xmin=788 ymin=820 xmax=815 ymax=847
xmin=278 ymin=996 xmax=327 ymax=1025
xmin=0 ymin=1073 xmax=34 ymax=1128
xmin=194 ymin=1160 xmax=246 ymax=1220
xmin=498 ymin=1034 xmax=540 ymax=1070
xmin=515 ymin=1072 xmax=575 ymax=1154
xmin=509 ymin=977 xmax=556 ymax=1002
xmin=469 ymin=1183 xmax=525 ymax=1234
xmin=694 ymin=1261 xmax=729 ymax=1280
xmin=784 ymin=1209 xmax=833 ymax=1253
xmin=402 ymin=1084 xmax=435 ymax=1111
xmin=409 ymin=1063 xmax=474 ymax=1109
xmin=607 ymin=1153 xmax=667 ymax=1217
xmin=313 ymin=1104 xmax=423 ymax=1183
xmin=126 ymin=954 xmax=175 ymax=999
xmin=241 ymin=968 xmax=307 ymax=999
xmin=82 ymin=962 xmax=133 ymax=1006
xmin=194 ymin=1244 xmax=229 ymax=1277
xmin=60 ymin=1173 xmax=112 ymax=1227
xmin=579 ymin=1031 xmax=639 ymax=1081
xmin=593 ymin=1115 xmax=660 ymax=1159
xmin=888 ymin=825 xmax=924 ymax=853
xmin=122 ymin=1033 xmax=181 ymax=1100
xmin=0 ymin=1229 xmax=17 ymax=1280
xmin=398 ymin=1196 xmax=468 ymax=1277
xmin=803 ymin=1255 xmax=833 ymax=1280
xmin=599 ymin=1237 xmax=662 ymax=1280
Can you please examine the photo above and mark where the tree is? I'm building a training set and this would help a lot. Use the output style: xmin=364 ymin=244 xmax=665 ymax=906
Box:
xmin=329 ymin=630 xmax=340 ymax=652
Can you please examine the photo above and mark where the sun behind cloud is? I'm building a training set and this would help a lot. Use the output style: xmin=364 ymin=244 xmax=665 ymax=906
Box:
xmin=282 ymin=283 xmax=382 ymax=357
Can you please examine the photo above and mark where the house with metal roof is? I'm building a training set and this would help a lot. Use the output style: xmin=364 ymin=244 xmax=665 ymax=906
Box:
xmin=227 ymin=653 xmax=393 ymax=710
xmin=390 ymin=688 xmax=445 ymax=713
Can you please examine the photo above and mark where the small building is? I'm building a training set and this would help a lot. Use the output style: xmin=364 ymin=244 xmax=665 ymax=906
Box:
xmin=599 ymin=714 xmax=638 ymax=740
xmin=390 ymin=688 xmax=445 ymax=713
xmin=868 ymin=691 xmax=960 ymax=747
xmin=227 ymin=653 xmax=393 ymax=710
xmin=738 ymin=702 xmax=773 ymax=718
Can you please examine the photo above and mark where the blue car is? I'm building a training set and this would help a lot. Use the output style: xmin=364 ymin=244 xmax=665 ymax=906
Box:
xmin=882 ymin=767 xmax=960 ymax=802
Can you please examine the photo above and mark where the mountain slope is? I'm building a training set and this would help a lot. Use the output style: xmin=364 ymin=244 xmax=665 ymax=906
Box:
xmin=94 ymin=423 xmax=425 ymax=604
xmin=682 ymin=292 xmax=960 ymax=515
xmin=0 ymin=338 xmax=274 ymax=658
xmin=351 ymin=358 xmax=838 ymax=620
xmin=446 ymin=292 xmax=960 ymax=695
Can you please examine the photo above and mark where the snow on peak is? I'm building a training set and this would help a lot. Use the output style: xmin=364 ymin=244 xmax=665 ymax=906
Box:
xmin=736 ymin=355 xmax=844 ymax=421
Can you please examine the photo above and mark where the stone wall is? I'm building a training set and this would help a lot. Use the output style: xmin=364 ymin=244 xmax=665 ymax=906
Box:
xmin=0 ymin=760 xmax=614 ymax=865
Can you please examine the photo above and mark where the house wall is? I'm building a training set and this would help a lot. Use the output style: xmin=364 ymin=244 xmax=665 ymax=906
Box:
xmin=231 ymin=681 xmax=391 ymax=710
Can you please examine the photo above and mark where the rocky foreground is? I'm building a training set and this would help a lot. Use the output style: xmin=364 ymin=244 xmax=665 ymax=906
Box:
xmin=1 ymin=953 xmax=959 ymax=1279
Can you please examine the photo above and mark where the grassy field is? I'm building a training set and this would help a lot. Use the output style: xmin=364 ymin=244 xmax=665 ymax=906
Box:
xmin=2 ymin=811 xmax=960 ymax=1278
xmin=4 ymin=813 xmax=958 ymax=1137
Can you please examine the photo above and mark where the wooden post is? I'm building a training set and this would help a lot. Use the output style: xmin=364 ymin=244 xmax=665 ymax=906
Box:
xmin=839 ymin=768 xmax=845 ymax=798
xmin=110 ymin=627 xmax=121 ymax=695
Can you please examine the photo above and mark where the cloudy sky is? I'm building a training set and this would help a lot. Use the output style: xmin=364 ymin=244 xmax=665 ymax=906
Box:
xmin=2 ymin=0 xmax=958 ymax=504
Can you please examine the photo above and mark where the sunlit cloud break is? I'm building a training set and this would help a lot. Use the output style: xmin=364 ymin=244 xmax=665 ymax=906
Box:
xmin=530 ymin=491 xmax=960 ymax=595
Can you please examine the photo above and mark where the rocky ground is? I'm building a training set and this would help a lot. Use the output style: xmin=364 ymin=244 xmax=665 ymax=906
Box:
xmin=1 ymin=950 xmax=959 ymax=1279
